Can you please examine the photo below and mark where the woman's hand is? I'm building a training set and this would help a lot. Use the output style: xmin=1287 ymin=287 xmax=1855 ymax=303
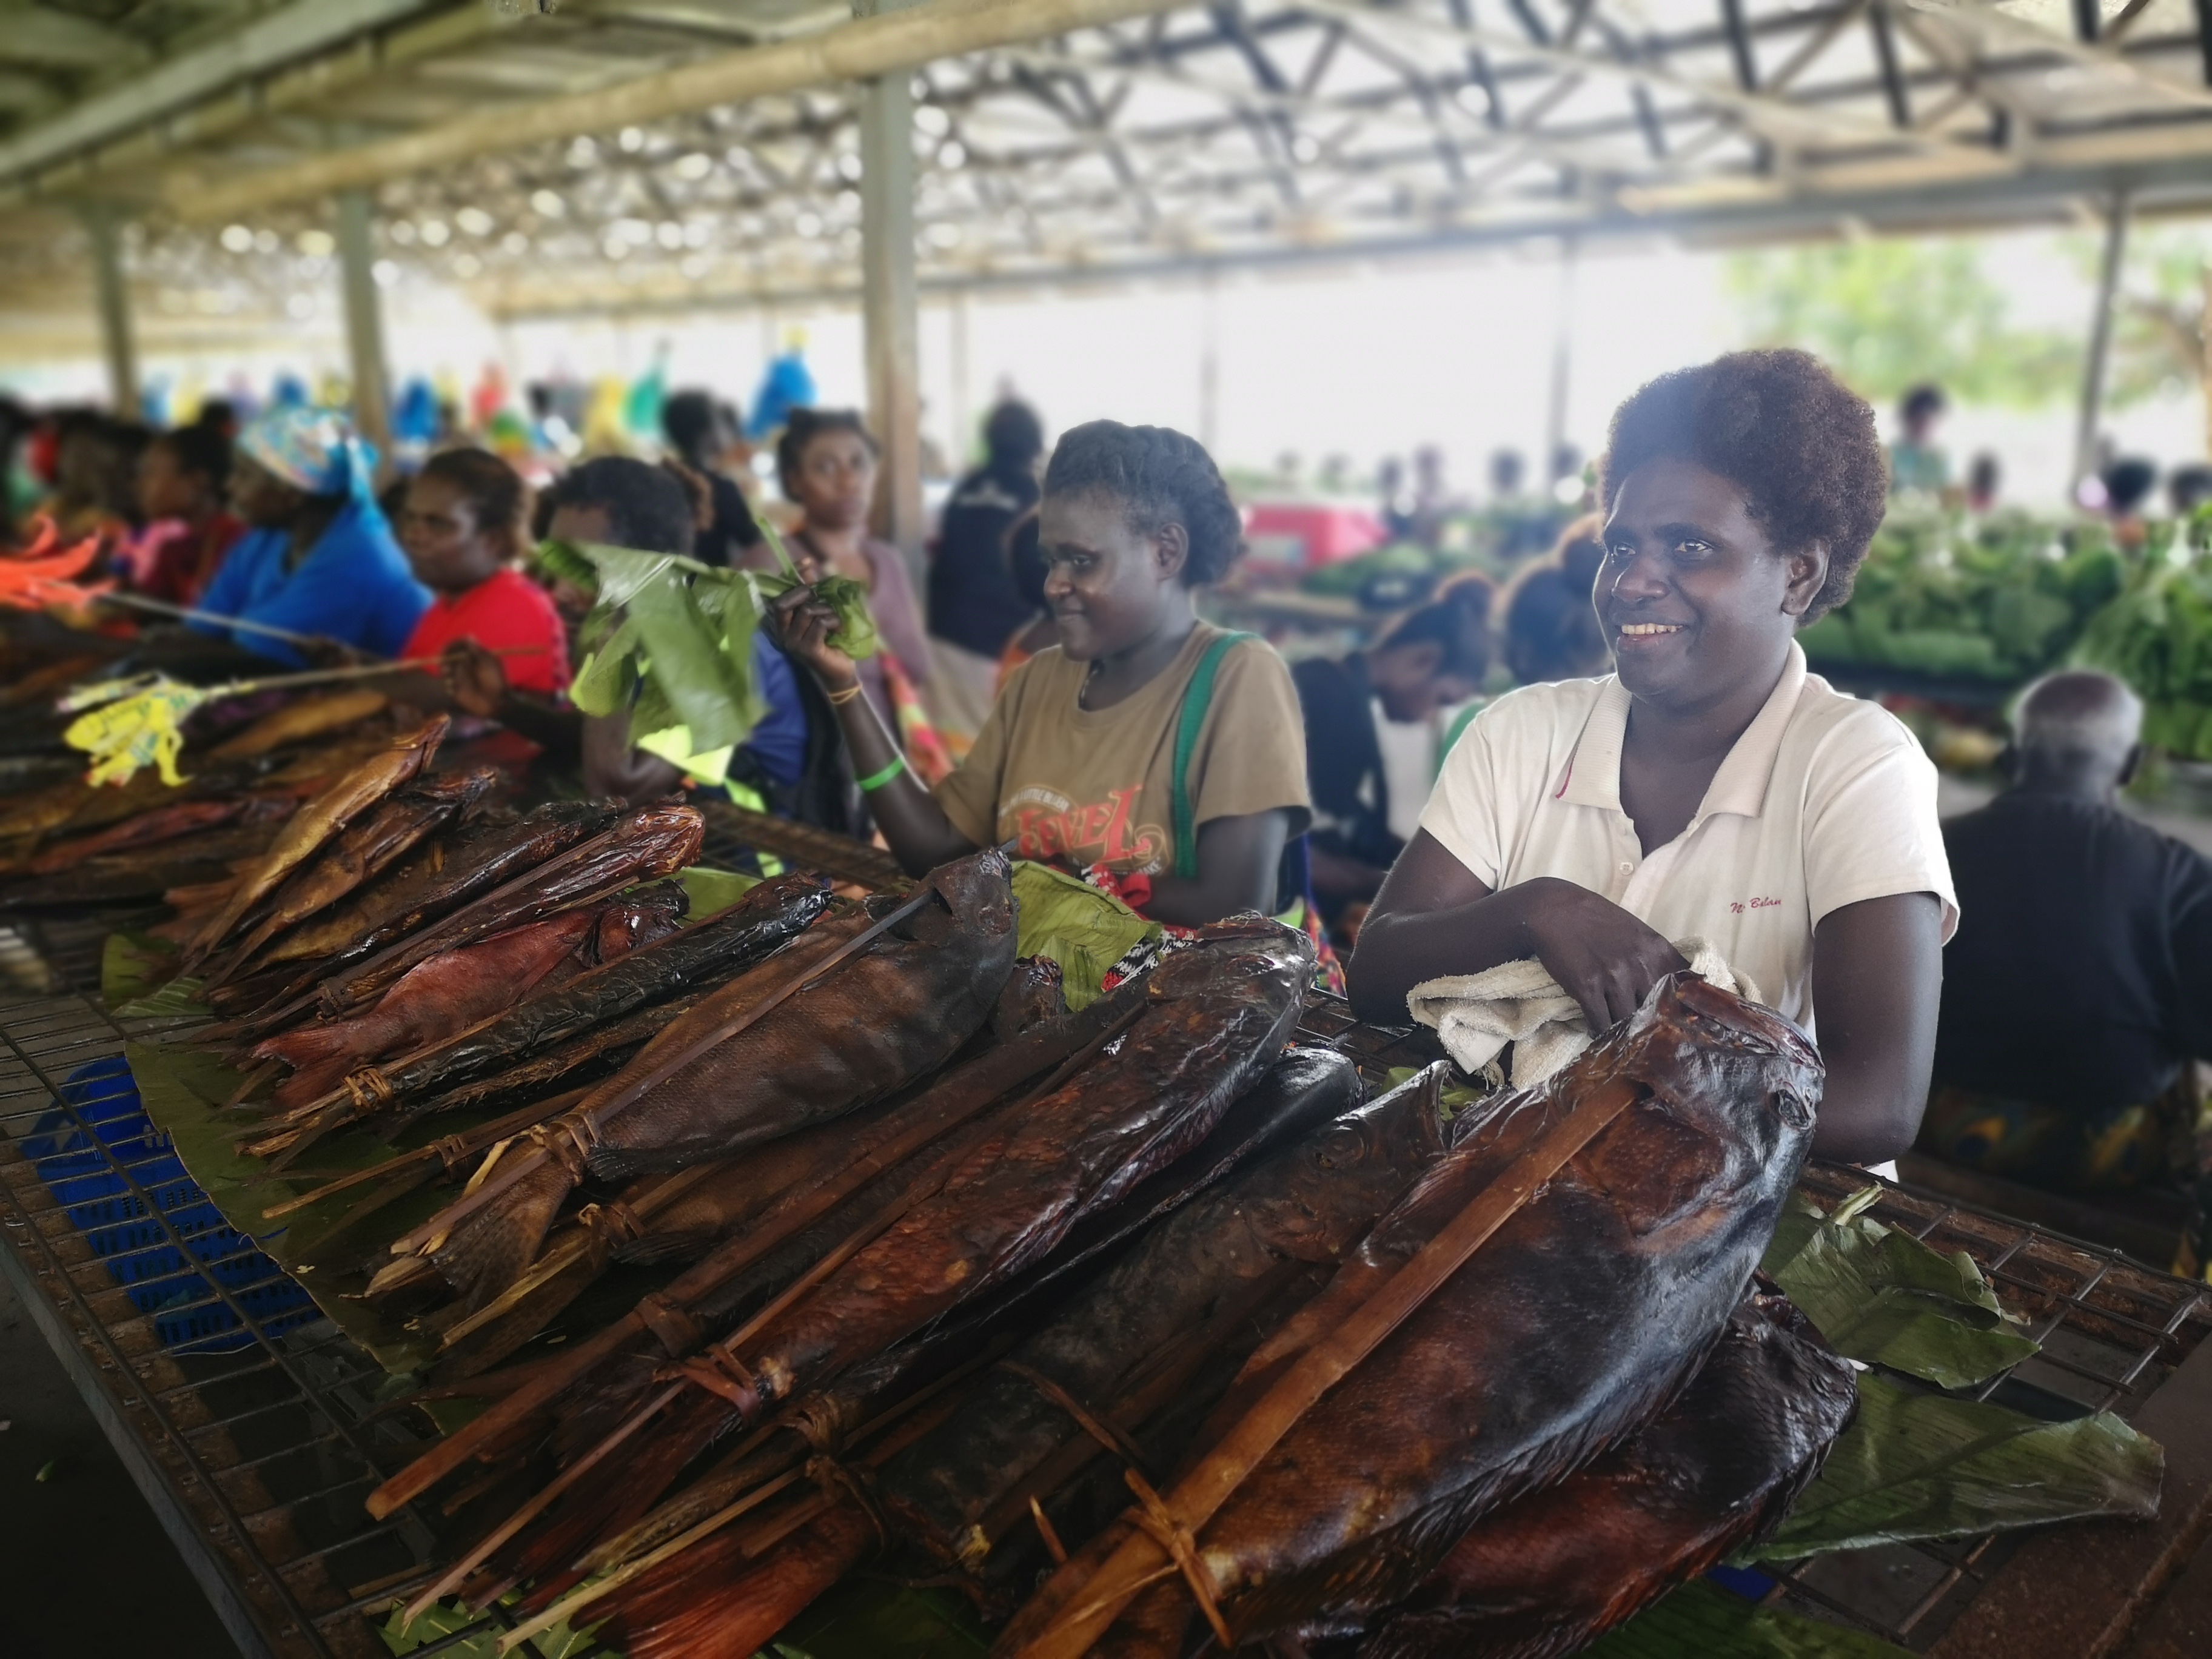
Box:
xmin=765 ymin=583 xmax=857 ymax=690
xmin=440 ymin=640 xmax=508 ymax=717
xmin=1511 ymin=876 xmax=1689 ymax=1031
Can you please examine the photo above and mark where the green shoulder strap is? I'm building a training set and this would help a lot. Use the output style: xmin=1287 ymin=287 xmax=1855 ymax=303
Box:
xmin=1171 ymin=630 xmax=1259 ymax=880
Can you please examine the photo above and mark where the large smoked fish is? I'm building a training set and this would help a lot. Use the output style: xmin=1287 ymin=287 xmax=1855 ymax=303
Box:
xmin=252 ymin=873 xmax=831 ymax=1172
xmin=247 ymin=886 xmax=689 ymax=1119
xmin=311 ymin=802 xmax=703 ymax=1017
xmin=254 ymin=802 xmax=614 ymax=980
xmin=187 ymin=716 xmax=448 ymax=965
xmin=1339 ymin=1292 xmax=1857 ymax=1659
xmin=701 ymin=919 xmax=1315 ymax=1426
xmin=1017 ymin=971 xmax=1823 ymax=1657
xmin=207 ymin=688 xmax=389 ymax=758
xmin=207 ymin=766 xmax=496 ymax=985
xmin=375 ymin=848 xmax=1016 ymax=1316
xmin=25 ymin=796 xmax=287 ymax=875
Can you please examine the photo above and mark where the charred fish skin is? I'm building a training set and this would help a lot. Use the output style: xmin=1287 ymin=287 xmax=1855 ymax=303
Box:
xmin=1191 ymin=973 xmax=1823 ymax=1646
xmin=737 ymin=921 xmax=1317 ymax=1423
xmin=1346 ymin=1293 xmax=1858 ymax=1659
xmin=877 ymin=1054 xmax=1439 ymax=1572
xmin=580 ymin=848 xmax=1018 ymax=1182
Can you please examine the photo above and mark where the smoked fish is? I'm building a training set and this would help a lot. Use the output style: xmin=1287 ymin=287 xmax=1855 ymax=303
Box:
xmin=377 ymin=848 xmax=1014 ymax=1316
xmin=255 ymin=802 xmax=612 ymax=980
xmin=1340 ymin=1292 xmax=1857 ymax=1659
xmin=207 ymin=688 xmax=389 ymax=758
xmin=26 ymin=796 xmax=282 ymax=875
xmin=186 ymin=716 xmax=449 ymax=965
xmin=711 ymin=918 xmax=1315 ymax=1425
xmin=1021 ymin=972 xmax=1823 ymax=1655
xmin=312 ymin=802 xmax=703 ymax=1017
xmin=247 ymin=886 xmax=688 ymax=1118
xmin=207 ymin=766 xmax=497 ymax=986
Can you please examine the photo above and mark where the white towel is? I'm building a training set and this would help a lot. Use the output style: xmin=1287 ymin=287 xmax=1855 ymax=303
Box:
xmin=1406 ymin=939 xmax=1761 ymax=1089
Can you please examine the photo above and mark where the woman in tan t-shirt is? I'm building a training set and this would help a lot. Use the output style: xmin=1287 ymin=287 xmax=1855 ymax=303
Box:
xmin=768 ymin=420 xmax=1310 ymax=925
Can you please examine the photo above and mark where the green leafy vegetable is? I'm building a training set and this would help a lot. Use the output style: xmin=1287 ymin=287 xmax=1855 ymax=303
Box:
xmin=1010 ymin=860 xmax=1159 ymax=1011
xmin=540 ymin=537 xmax=881 ymax=785
xmin=2073 ymin=538 xmax=2212 ymax=759
xmin=1763 ymin=1187 xmax=2039 ymax=1389
xmin=1587 ymin=1578 xmax=1911 ymax=1659
xmin=1754 ymin=1372 xmax=2163 ymax=1561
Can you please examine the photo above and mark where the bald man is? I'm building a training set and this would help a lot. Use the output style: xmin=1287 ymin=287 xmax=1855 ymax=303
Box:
xmin=1925 ymin=672 xmax=2212 ymax=1238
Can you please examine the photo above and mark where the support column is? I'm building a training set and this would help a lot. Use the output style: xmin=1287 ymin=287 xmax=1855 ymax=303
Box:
xmin=1198 ymin=267 xmax=1220 ymax=455
xmin=1544 ymin=235 xmax=1580 ymax=484
xmin=856 ymin=0 xmax=924 ymax=559
xmin=2200 ymin=264 xmax=2211 ymax=464
xmin=86 ymin=208 xmax=140 ymax=420
xmin=2076 ymin=189 xmax=2130 ymax=493
xmin=335 ymin=188 xmax=393 ymax=464
xmin=949 ymin=289 xmax=971 ymax=471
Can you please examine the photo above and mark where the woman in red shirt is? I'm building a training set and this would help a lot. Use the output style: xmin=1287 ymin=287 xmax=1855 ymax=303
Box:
xmin=397 ymin=447 xmax=568 ymax=695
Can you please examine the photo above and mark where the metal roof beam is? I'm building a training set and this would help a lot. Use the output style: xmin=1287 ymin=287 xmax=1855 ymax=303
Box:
xmin=0 ymin=0 xmax=435 ymax=186
xmin=0 ymin=5 xmax=147 ymax=71
xmin=1902 ymin=0 xmax=2212 ymax=111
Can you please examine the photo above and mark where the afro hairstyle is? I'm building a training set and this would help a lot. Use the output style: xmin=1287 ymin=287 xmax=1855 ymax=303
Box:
xmin=1598 ymin=348 xmax=1886 ymax=624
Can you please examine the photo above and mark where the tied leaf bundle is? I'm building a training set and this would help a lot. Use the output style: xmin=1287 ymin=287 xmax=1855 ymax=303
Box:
xmin=543 ymin=533 xmax=880 ymax=785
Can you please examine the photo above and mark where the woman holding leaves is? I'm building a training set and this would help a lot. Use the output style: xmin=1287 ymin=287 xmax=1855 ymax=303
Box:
xmin=770 ymin=419 xmax=1310 ymax=927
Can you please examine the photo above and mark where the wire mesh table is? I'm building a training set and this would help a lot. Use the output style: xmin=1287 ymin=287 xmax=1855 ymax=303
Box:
xmin=0 ymin=930 xmax=2205 ymax=1657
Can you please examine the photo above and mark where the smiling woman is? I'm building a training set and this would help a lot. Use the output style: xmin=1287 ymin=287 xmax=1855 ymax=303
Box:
xmin=1347 ymin=349 xmax=1959 ymax=1165
xmin=768 ymin=419 xmax=1311 ymax=926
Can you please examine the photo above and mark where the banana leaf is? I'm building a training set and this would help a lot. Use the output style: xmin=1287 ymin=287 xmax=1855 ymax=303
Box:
xmin=380 ymin=1597 xmax=600 ymax=1659
xmin=1762 ymin=1187 xmax=2039 ymax=1390
xmin=768 ymin=1578 xmax=988 ymax=1659
xmin=1009 ymin=859 xmax=1159 ymax=1010
xmin=1752 ymin=1373 xmax=2163 ymax=1563
xmin=1587 ymin=1580 xmax=1910 ymax=1659
xmin=102 ymin=928 xmax=181 ymax=1007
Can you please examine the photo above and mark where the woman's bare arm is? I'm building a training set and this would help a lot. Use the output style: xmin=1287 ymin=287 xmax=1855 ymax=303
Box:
xmin=1145 ymin=809 xmax=1290 ymax=926
xmin=1806 ymin=891 xmax=1943 ymax=1164
xmin=1347 ymin=831 xmax=1685 ymax=1027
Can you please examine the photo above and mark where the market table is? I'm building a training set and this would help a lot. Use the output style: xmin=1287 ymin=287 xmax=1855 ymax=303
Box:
xmin=1 ymin=814 xmax=2208 ymax=1659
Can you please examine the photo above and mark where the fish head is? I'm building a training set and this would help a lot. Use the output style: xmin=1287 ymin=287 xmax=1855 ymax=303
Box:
xmin=1147 ymin=917 xmax=1318 ymax=1005
xmin=1312 ymin=1062 xmax=1452 ymax=1182
xmin=1574 ymin=973 xmax=1824 ymax=1236
xmin=923 ymin=846 xmax=1017 ymax=943
xmin=617 ymin=803 xmax=708 ymax=872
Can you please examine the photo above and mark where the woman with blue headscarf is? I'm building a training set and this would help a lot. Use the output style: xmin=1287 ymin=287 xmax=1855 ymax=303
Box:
xmin=191 ymin=408 xmax=429 ymax=665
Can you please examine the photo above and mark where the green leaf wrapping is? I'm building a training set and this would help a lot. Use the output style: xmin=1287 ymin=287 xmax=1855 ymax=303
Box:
xmin=1762 ymin=1188 xmax=2039 ymax=1390
xmin=1587 ymin=1580 xmax=1912 ymax=1659
xmin=1753 ymin=1373 xmax=2163 ymax=1561
xmin=1009 ymin=859 xmax=1160 ymax=1011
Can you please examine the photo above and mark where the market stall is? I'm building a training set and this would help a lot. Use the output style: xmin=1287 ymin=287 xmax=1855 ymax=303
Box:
xmin=0 ymin=745 xmax=2207 ymax=1659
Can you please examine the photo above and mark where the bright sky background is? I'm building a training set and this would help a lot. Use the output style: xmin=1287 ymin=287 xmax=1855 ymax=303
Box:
xmin=12 ymin=226 xmax=2210 ymax=512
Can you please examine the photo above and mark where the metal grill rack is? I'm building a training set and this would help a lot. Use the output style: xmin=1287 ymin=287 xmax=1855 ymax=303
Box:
xmin=695 ymin=800 xmax=911 ymax=894
xmin=0 ymin=984 xmax=617 ymax=1659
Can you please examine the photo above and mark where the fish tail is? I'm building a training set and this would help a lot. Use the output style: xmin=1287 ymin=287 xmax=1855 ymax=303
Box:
xmin=430 ymin=1163 xmax=576 ymax=1315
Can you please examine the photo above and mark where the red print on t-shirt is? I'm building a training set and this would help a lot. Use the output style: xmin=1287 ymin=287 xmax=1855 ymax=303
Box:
xmin=1011 ymin=785 xmax=1168 ymax=871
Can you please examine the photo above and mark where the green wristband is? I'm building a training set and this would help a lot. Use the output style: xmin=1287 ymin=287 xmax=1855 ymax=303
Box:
xmin=856 ymin=754 xmax=908 ymax=793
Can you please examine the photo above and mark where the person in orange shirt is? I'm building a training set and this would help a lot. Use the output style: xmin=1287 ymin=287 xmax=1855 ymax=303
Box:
xmin=397 ymin=447 xmax=568 ymax=695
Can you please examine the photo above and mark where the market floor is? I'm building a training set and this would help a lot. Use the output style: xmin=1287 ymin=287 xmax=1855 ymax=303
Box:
xmin=0 ymin=1267 xmax=239 ymax=1658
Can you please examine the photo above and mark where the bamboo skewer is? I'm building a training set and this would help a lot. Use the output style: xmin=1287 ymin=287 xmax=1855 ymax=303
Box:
xmin=1011 ymin=1076 xmax=1641 ymax=1658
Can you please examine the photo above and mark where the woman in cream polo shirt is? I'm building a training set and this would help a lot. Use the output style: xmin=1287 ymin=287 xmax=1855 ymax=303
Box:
xmin=1349 ymin=350 xmax=1957 ymax=1164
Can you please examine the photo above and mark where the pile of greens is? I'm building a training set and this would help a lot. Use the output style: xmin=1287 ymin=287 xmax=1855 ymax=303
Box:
xmin=1797 ymin=507 xmax=2126 ymax=684
xmin=2072 ymin=537 xmax=2212 ymax=759
xmin=536 ymin=532 xmax=878 ymax=785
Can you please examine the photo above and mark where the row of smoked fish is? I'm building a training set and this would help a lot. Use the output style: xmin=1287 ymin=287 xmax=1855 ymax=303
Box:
xmin=119 ymin=706 xmax=1862 ymax=1657
xmin=0 ymin=688 xmax=413 ymax=907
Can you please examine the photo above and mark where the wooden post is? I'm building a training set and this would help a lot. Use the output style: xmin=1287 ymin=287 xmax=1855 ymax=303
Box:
xmin=86 ymin=207 xmax=140 ymax=420
xmin=949 ymin=289 xmax=971 ymax=471
xmin=2200 ymin=264 xmax=2211 ymax=464
xmin=1199 ymin=266 xmax=1220 ymax=455
xmin=857 ymin=0 xmax=925 ymax=560
xmin=335 ymin=189 xmax=394 ymax=466
xmin=1545 ymin=234 xmax=1579 ymax=484
xmin=2075 ymin=188 xmax=2130 ymax=494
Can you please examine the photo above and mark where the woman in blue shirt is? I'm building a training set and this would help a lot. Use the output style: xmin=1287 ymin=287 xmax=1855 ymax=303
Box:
xmin=192 ymin=408 xmax=428 ymax=665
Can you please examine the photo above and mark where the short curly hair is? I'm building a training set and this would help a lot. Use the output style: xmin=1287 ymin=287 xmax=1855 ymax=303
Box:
xmin=1043 ymin=420 xmax=1244 ymax=585
xmin=1599 ymin=349 xmax=1886 ymax=624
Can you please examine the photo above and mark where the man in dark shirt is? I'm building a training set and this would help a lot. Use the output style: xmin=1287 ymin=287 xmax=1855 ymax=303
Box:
xmin=927 ymin=400 xmax=1044 ymax=737
xmin=1925 ymin=671 xmax=2212 ymax=1205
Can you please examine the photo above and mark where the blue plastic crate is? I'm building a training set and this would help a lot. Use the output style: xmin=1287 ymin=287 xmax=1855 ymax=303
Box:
xmin=22 ymin=1056 xmax=318 ymax=1354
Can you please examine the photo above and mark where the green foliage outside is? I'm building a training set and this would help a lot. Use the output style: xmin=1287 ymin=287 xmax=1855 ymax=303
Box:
xmin=1726 ymin=238 xmax=2078 ymax=409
